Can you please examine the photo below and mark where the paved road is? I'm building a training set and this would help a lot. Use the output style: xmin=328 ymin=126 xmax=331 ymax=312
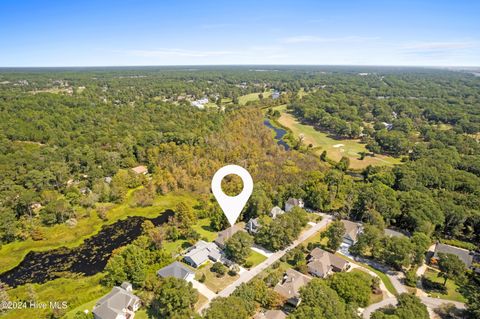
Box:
xmin=217 ymin=215 xmax=332 ymax=298
xmin=363 ymin=297 xmax=398 ymax=319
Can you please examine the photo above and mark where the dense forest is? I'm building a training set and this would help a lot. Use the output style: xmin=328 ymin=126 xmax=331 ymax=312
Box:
xmin=0 ymin=66 xmax=479 ymax=319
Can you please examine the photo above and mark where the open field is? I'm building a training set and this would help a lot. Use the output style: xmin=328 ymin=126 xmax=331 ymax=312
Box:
xmin=423 ymin=268 xmax=466 ymax=302
xmin=273 ymin=105 xmax=401 ymax=169
xmin=0 ymin=190 xmax=198 ymax=273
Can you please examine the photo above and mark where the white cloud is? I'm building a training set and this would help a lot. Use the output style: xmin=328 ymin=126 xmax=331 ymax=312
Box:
xmin=281 ymin=35 xmax=379 ymax=44
xmin=402 ymin=41 xmax=477 ymax=50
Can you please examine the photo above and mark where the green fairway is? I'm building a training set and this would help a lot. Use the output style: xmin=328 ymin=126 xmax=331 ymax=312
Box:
xmin=238 ymin=91 xmax=272 ymax=105
xmin=0 ymin=190 xmax=198 ymax=273
xmin=273 ymin=105 xmax=401 ymax=169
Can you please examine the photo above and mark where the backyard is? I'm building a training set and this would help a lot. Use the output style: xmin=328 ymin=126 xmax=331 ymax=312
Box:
xmin=422 ymin=268 xmax=466 ymax=302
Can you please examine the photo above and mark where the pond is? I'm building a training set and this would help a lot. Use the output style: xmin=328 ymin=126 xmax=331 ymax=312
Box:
xmin=0 ymin=210 xmax=174 ymax=288
xmin=263 ymin=119 xmax=290 ymax=150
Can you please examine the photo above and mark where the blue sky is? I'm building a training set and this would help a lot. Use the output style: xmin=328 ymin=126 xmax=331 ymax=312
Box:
xmin=1 ymin=0 xmax=479 ymax=66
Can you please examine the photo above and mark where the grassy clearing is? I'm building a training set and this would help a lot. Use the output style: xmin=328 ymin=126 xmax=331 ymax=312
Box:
xmin=422 ymin=268 xmax=466 ymax=302
xmin=195 ymin=263 xmax=239 ymax=293
xmin=0 ymin=191 xmax=198 ymax=272
xmin=272 ymin=105 xmax=401 ymax=169
xmin=4 ymin=273 xmax=108 ymax=319
xmin=245 ymin=249 xmax=267 ymax=268
xmin=238 ymin=91 xmax=272 ymax=105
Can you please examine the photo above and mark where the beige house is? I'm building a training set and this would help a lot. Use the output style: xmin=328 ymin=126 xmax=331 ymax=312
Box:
xmin=274 ymin=269 xmax=311 ymax=307
xmin=307 ymin=247 xmax=349 ymax=278
xmin=131 ymin=165 xmax=148 ymax=175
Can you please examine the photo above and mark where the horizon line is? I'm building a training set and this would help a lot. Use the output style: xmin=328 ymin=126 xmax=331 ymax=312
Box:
xmin=0 ymin=64 xmax=479 ymax=69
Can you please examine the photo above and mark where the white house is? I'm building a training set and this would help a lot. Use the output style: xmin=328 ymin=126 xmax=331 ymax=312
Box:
xmin=183 ymin=240 xmax=222 ymax=268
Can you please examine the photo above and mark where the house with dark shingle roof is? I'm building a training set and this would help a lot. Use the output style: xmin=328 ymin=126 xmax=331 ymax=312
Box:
xmin=157 ymin=261 xmax=195 ymax=282
xmin=431 ymin=243 xmax=474 ymax=268
xmin=93 ymin=282 xmax=140 ymax=319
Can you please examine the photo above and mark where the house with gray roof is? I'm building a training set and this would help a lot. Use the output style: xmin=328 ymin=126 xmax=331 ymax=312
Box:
xmin=157 ymin=261 xmax=195 ymax=282
xmin=93 ymin=282 xmax=140 ymax=319
xmin=285 ymin=198 xmax=304 ymax=212
xmin=246 ymin=217 xmax=261 ymax=234
xmin=431 ymin=243 xmax=474 ymax=268
xmin=183 ymin=240 xmax=222 ymax=268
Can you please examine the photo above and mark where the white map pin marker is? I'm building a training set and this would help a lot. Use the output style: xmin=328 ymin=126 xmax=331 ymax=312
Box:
xmin=211 ymin=165 xmax=253 ymax=226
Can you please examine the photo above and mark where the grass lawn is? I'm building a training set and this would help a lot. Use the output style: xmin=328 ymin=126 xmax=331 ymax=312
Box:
xmin=194 ymin=293 xmax=209 ymax=312
xmin=272 ymin=105 xmax=401 ymax=169
xmin=245 ymin=249 xmax=267 ymax=268
xmin=0 ymin=191 xmax=198 ymax=272
xmin=238 ymin=91 xmax=272 ymax=105
xmin=422 ymin=268 xmax=466 ymax=302
xmin=195 ymin=263 xmax=239 ymax=293
xmin=4 ymin=273 xmax=108 ymax=319
xmin=162 ymin=218 xmax=217 ymax=256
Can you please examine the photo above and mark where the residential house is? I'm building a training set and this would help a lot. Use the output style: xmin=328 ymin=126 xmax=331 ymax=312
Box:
xmin=246 ymin=217 xmax=261 ymax=234
xmin=384 ymin=228 xmax=406 ymax=238
xmin=183 ymin=240 xmax=222 ymax=268
xmin=285 ymin=198 xmax=304 ymax=212
xmin=271 ymin=91 xmax=281 ymax=100
xmin=431 ymin=243 xmax=474 ymax=268
xmin=270 ymin=206 xmax=285 ymax=219
xmin=341 ymin=220 xmax=362 ymax=247
xmin=307 ymin=248 xmax=349 ymax=278
xmin=274 ymin=269 xmax=311 ymax=307
xmin=157 ymin=261 xmax=195 ymax=282
xmin=93 ymin=282 xmax=140 ymax=319
xmin=253 ymin=310 xmax=287 ymax=319
xmin=214 ymin=224 xmax=244 ymax=249
xmin=131 ymin=165 xmax=148 ymax=175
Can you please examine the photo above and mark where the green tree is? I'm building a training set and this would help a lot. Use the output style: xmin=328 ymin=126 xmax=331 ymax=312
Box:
xmin=290 ymin=279 xmax=351 ymax=319
xmin=203 ymin=296 xmax=250 ymax=319
xmin=224 ymin=231 xmax=254 ymax=264
xmin=322 ymin=220 xmax=346 ymax=251
xmin=150 ymin=277 xmax=198 ymax=319
xmin=437 ymin=253 xmax=466 ymax=286
xmin=327 ymin=271 xmax=373 ymax=307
